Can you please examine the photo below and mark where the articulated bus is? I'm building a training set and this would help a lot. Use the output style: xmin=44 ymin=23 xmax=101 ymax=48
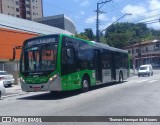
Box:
xmin=19 ymin=34 xmax=130 ymax=92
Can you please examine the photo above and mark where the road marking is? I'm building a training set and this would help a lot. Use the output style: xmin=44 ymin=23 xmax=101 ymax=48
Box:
xmin=127 ymin=80 xmax=135 ymax=83
xmin=148 ymin=80 xmax=158 ymax=83
xmin=137 ymin=79 xmax=149 ymax=83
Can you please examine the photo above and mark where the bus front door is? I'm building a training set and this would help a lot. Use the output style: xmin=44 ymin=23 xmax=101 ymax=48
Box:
xmin=95 ymin=50 xmax=102 ymax=83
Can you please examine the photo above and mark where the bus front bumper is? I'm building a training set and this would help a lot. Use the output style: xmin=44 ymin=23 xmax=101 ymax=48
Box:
xmin=20 ymin=77 xmax=62 ymax=92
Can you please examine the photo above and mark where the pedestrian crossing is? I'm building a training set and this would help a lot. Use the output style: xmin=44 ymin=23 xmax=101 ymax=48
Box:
xmin=127 ymin=79 xmax=159 ymax=83
xmin=148 ymin=80 xmax=159 ymax=83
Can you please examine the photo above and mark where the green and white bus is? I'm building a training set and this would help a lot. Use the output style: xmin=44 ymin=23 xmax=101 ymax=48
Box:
xmin=19 ymin=34 xmax=130 ymax=92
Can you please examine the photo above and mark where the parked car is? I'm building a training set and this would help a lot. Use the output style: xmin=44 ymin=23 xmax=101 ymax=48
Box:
xmin=0 ymin=71 xmax=15 ymax=87
xmin=138 ymin=65 xmax=153 ymax=77
xmin=0 ymin=81 xmax=6 ymax=99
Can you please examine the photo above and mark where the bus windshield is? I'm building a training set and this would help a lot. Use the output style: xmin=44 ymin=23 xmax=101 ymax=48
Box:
xmin=20 ymin=44 xmax=57 ymax=72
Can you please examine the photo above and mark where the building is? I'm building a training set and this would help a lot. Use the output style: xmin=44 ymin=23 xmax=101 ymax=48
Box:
xmin=124 ymin=40 xmax=160 ymax=69
xmin=0 ymin=13 xmax=73 ymax=83
xmin=0 ymin=0 xmax=43 ymax=20
xmin=34 ymin=14 xmax=76 ymax=34
xmin=0 ymin=13 xmax=73 ymax=62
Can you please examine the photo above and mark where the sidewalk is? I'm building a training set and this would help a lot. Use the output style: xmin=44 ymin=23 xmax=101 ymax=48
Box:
xmin=130 ymin=69 xmax=138 ymax=76
xmin=3 ymin=84 xmax=27 ymax=98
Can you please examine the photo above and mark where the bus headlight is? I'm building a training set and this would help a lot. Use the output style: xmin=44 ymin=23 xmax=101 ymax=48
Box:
xmin=20 ymin=77 xmax=25 ymax=83
xmin=49 ymin=74 xmax=58 ymax=83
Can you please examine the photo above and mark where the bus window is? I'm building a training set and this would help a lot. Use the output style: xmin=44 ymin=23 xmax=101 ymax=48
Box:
xmin=61 ymin=46 xmax=76 ymax=76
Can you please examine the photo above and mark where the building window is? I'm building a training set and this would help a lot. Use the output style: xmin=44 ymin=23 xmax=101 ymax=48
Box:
xmin=154 ymin=43 xmax=160 ymax=50
xmin=33 ymin=6 xmax=35 ymax=9
xmin=146 ymin=47 xmax=148 ymax=52
xmin=128 ymin=50 xmax=130 ymax=54
xmin=26 ymin=4 xmax=30 ymax=8
xmin=27 ymin=11 xmax=31 ymax=15
xmin=16 ymin=1 xmax=19 ymax=5
xmin=16 ymin=8 xmax=19 ymax=12
xmin=136 ymin=49 xmax=139 ymax=53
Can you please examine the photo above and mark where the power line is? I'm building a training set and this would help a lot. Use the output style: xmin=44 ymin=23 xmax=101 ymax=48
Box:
xmin=146 ymin=21 xmax=160 ymax=24
xmin=135 ymin=14 xmax=160 ymax=23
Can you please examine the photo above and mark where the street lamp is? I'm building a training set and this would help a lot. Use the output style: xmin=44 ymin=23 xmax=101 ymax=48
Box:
xmin=100 ymin=13 xmax=132 ymax=34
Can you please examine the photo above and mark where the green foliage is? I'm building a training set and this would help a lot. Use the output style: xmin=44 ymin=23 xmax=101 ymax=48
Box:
xmin=76 ymin=22 xmax=160 ymax=48
xmin=75 ymin=28 xmax=95 ymax=41
xmin=75 ymin=33 xmax=89 ymax=40
xmin=83 ymin=28 xmax=95 ymax=40
xmin=104 ymin=22 xmax=155 ymax=48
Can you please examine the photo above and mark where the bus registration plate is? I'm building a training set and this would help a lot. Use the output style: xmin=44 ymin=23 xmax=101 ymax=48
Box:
xmin=32 ymin=86 xmax=41 ymax=91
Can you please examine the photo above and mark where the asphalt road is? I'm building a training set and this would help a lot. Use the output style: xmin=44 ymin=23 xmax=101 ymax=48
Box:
xmin=0 ymin=70 xmax=160 ymax=125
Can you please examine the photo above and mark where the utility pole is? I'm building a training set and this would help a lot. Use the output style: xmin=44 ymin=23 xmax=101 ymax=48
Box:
xmin=96 ymin=0 xmax=111 ymax=42
xmin=131 ymin=39 xmax=136 ymax=74
xmin=135 ymin=29 xmax=142 ymax=68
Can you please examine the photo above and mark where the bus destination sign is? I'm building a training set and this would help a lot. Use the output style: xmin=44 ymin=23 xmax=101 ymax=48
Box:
xmin=27 ymin=37 xmax=57 ymax=46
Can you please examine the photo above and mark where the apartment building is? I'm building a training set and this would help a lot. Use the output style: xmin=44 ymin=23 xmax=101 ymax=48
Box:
xmin=124 ymin=40 xmax=160 ymax=68
xmin=0 ymin=0 xmax=43 ymax=20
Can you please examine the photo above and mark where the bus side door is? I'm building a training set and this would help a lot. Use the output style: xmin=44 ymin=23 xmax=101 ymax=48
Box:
xmin=61 ymin=45 xmax=81 ymax=90
xmin=95 ymin=49 xmax=102 ymax=83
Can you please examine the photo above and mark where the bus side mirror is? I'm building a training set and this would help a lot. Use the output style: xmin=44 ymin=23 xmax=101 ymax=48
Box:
xmin=12 ymin=46 xmax=23 ymax=61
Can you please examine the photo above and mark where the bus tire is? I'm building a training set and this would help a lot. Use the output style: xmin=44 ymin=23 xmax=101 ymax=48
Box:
xmin=81 ymin=76 xmax=89 ymax=92
xmin=119 ymin=72 xmax=123 ymax=83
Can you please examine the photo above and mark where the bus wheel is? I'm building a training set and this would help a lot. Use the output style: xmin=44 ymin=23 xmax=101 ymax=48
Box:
xmin=82 ymin=77 xmax=89 ymax=92
xmin=119 ymin=72 xmax=123 ymax=83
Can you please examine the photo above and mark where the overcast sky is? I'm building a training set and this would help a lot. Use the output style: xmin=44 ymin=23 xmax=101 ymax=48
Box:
xmin=43 ymin=0 xmax=160 ymax=33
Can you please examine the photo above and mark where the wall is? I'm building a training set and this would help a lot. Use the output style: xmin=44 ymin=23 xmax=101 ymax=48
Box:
xmin=0 ymin=27 xmax=38 ymax=61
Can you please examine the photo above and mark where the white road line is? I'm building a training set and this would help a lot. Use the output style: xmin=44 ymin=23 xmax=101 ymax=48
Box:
xmin=148 ymin=80 xmax=158 ymax=83
xmin=137 ymin=79 xmax=149 ymax=83
xmin=127 ymin=80 xmax=137 ymax=83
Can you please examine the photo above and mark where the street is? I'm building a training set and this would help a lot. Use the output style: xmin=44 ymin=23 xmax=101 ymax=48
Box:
xmin=0 ymin=70 xmax=160 ymax=125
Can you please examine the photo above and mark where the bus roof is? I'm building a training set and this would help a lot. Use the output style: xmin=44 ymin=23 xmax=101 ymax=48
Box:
xmin=23 ymin=34 xmax=128 ymax=54
xmin=61 ymin=34 xmax=128 ymax=54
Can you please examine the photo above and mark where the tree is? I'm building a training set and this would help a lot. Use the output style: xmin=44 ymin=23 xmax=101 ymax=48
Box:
xmin=75 ymin=28 xmax=95 ymax=41
xmin=75 ymin=33 xmax=89 ymax=40
xmin=104 ymin=22 xmax=155 ymax=48
xmin=83 ymin=28 xmax=95 ymax=41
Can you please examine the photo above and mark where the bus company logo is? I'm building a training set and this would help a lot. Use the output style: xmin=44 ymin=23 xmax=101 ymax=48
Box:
xmin=2 ymin=117 xmax=12 ymax=122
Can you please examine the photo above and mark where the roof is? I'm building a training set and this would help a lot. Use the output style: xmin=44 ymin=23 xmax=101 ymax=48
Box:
xmin=34 ymin=14 xmax=76 ymax=26
xmin=0 ymin=14 xmax=73 ymax=35
xmin=124 ymin=39 xmax=160 ymax=49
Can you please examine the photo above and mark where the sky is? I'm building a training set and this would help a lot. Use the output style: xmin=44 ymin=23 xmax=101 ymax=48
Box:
xmin=43 ymin=0 xmax=160 ymax=34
